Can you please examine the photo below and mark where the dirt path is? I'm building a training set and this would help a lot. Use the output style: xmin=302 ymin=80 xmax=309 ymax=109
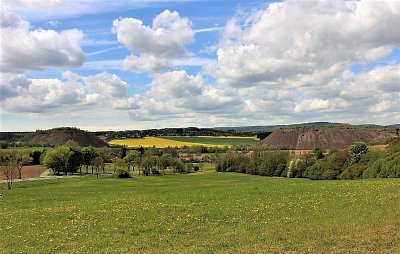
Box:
xmin=0 ymin=174 xmax=82 ymax=183
xmin=40 ymin=169 xmax=51 ymax=177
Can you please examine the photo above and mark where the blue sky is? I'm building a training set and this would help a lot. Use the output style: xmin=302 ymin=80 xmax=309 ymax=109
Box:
xmin=1 ymin=0 xmax=399 ymax=131
xmin=25 ymin=0 xmax=267 ymax=90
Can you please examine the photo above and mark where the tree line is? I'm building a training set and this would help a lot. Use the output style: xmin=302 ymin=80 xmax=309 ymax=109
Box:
xmin=42 ymin=141 xmax=199 ymax=178
xmin=216 ymin=138 xmax=400 ymax=180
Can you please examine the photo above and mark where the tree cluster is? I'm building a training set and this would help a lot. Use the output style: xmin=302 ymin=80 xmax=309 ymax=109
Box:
xmin=42 ymin=141 xmax=106 ymax=176
xmin=216 ymin=139 xmax=400 ymax=180
xmin=113 ymin=152 xmax=198 ymax=178
xmin=216 ymin=150 xmax=290 ymax=177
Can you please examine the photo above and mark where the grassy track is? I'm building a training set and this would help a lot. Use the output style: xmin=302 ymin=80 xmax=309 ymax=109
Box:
xmin=160 ymin=136 xmax=259 ymax=146
xmin=1 ymin=173 xmax=399 ymax=253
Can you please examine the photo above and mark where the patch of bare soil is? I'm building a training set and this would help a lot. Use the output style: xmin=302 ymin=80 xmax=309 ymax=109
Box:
xmin=0 ymin=165 xmax=46 ymax=180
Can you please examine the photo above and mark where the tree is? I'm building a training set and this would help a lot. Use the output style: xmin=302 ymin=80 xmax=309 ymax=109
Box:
xmin=15 ymin=152 xmax=32 ymax=179
xmin=304 ymin=149 xmax=348 ymax=180
xmin=91 ymin=157 xmax=105 ymax=177
xmin=43 ymin=146 xmax=70 ymax=175
xmin=113 ymin=158 xmax=130 ymax=178
xmin=30 ymin=150 xmax=44 ymax=165
xmin=140 ymin=156 xmax=155 ymax=176
xmin=312 ymin=148 xmax=324 ymax=159
xmin=65 ymin=142 xmax=83 ymax=174
xmin=97 ymin=148 xmax=113 ymax=163
xmin=82 ymin=147 xmax=97 ymax=174
xmin=172 ymin=159 xmax=185 ymax=174
xmin=159 ymin=154 xmax=173 ymax=173
xmin=119 ymin=146 xmax=127 ymax=159
xmin=349 ymin=142 xmax=368 ymax=165
xmin=0 ymin=151 xmax=18 ymax=189
xmin=138 ymin=146 xmax=145 ymax=157
xmin=124 ymin=150 xmax=140 ymax=171
xmin=43 ymin=142 xmax=83 ymax=175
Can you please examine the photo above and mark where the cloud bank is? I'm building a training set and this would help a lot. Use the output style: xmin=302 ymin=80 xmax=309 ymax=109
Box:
xmin=1 ymin=1 xmax=399 ymax=130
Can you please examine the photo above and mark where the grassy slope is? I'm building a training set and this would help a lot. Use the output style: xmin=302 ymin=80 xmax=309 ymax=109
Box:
xmin=160 ymin=136 xmax=259 ymax=146
xmin=0 ymin=173 xmax=399 ymax=253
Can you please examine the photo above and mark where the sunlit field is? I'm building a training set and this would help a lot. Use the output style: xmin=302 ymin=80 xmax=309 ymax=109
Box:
xmin=108 ymin=136 xmax=213 ymax=148
xmin=108 ymin=136 xmax=258 ymax=148
xmin=1 ymin=172 xmax=399 ymax=253
xmin=161 ymin=136 xmax=259 ymax=146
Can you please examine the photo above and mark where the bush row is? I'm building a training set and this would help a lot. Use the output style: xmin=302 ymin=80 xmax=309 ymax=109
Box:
xmin=216 ymin=138 xmax=400 ymax=180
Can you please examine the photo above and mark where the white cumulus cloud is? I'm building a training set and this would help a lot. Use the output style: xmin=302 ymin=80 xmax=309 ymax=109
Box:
xmin=209 ymin=0 xmax=400 ymax=89
xmin=113 ymin=10 xmax=194 ymax=73
xmin=0 ymin=8 xmax=85 ymax=74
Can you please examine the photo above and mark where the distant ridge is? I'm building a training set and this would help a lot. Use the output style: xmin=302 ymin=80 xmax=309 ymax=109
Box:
xmin=214 ymin=122 xmax=400 ymax=133
xmin=22 ymin=127 xmax=109 ymax=147
xmin=259 ymin=126 xmax=399 ymax=150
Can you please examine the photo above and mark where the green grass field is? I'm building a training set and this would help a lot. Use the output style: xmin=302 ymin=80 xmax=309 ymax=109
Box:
xmin=161 ymin=136 xmax=259 ymax=146
xmin=0 ymin=147 xmax=48 ymax=152
xmin=1 ymin=173 xmax=399 ymax=253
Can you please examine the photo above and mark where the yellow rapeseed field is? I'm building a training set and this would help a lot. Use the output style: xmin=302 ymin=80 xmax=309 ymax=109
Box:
xmin=108 ymin=137 xmax=214 ymax=148
xmin=197 ymin=136 xmax=259 ymax=140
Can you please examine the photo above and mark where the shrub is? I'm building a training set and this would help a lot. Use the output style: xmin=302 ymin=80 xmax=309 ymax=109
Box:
xmin=377 ymin=152 xmax=400 ymax=178
xmin=113 ymin=168 xmax=131 ymax=178
xmin=339 ymin=164 xmax=365 ymax=179
xmin=304 ymin=149 xmax=348 ymax=180
xmin=287 ymin=158 xmax=309 ymax=178
xmin=340 ymin=150 xmax=383 ymax=179
xmin=363 ymin=158 xmax=383 ymax=178
xmin=388 ymin=137 xmax=400 ymax=153
xmin=313 ymin=148 xmax=324 ymax=159
xmin=304 ymin=162 xmax=325 ymax=180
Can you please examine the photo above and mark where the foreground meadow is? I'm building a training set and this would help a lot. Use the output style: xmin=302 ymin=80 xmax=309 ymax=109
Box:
xmin=1 ymin=173 xmax=399 ymax=253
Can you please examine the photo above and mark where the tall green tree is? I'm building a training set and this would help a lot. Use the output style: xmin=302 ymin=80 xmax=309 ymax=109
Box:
xmin=349 ymin=142 xmax=368 ymax=165
xmin=124 ymin=150 xmax=140 ymax=171
xmin=43 ymin=142 xmax=83 ymax=175
xmin=141 ymin=156 xmax=155 ymax=176
xmin=159 ymin=154 xmax=173 ymax=173
xmin=91 ymin=157 xmax=105 ymax=177
xmin=113 ymin=158 xmax=130 ymax=178
xmin=82 ymin=147 xmax=97 ymax=174
xmin=43 ymin=146 xmax=70 ymax=175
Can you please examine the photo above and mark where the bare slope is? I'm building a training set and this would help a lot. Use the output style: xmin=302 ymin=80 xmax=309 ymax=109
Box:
xmin=23 ymin=127 xmax=109 ymax=147
xmin=260 ymin=127 xmax=398 ymax=150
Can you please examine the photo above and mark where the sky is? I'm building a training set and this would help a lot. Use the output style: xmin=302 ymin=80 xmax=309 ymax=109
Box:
xmin=0 ymin=0 xmax=399 ymax=131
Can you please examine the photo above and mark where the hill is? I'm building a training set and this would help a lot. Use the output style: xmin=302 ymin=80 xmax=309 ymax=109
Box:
xmin=215 ymin=122 xmax=400 ymax=133
xmin=260 ymin=126 xmax=399 ymax=150
xmin=214 ymin=122 xmax=343 ymax=132
xmin=21 ymin=127 xmax=109 ymax=147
